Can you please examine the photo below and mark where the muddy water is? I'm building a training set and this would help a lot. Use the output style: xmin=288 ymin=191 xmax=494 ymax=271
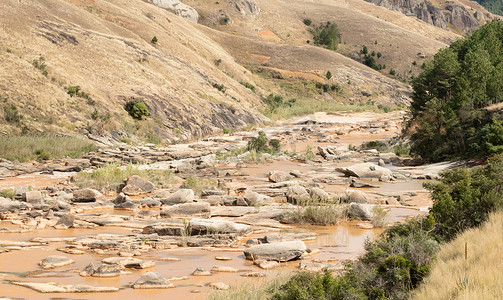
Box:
xmin=0 ymin=172 xmax=73 ymax=189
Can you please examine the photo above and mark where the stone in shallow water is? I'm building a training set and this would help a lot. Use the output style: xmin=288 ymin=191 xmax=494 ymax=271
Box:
xmin=244 ymin=241 xmax=307 ymax=262
xmin=132 ymin=272 xmax=174 ymax=289
xmin=92 ymin=264 xmax=121 ymax=277
xmin=39 ymin=256 xmax=74 ymax=269
xmin=192 ymin=268 xmax=211 ymax=276
xmin=12 ymin=282 xmax=118 ymax=293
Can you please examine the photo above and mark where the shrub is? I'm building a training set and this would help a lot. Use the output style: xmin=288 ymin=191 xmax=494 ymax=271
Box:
xmin=4 ymin=104 xmax=21 ymax=124
xmin=377 ymin=52 xmax=382 ymax=58
xmin=151 ymin=36 xmax=158 ymax=44
xmin=91 ymin=108 xmax=99 ymax=120
xmin=32 ymin=56 xmax=48 ymax=77
xmin=362 ymin=45 xmax=368 ymax=55
xmin=0 ymin=189 xmax=16 ymax=199
xmin=182 ymin=176 xmax=217 ymax=197
xmin=389 ymin=68 xmax=396 ymax=75
xmin=211 ymin=82 xmax=226 ymax=92
xmin=247 ymin=131 xmax=281 ymax=154
xmin=325 ymin=71 xmax=332 ymax=80
xmin=124 ymin=97 xmax=149 ymax=120
xmin=219 ymin=16 xmax=229 ymax=25
xmin=309 ymin=22 xmax=339 ymax=50
xmin=239 ymin=81 xmax=255 ymax=92
xmin=302 ymin=18 xmax=312 ymax=26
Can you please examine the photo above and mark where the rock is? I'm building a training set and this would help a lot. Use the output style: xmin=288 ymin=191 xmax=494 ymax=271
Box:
xmin=208 ymin=282 xmax=230 ymax=290
xmin=336 ymin=163 xmax=393 ymax=179
xmin=102 ymin=257 xmax=155 ymax=269
xmin=204 ymin=195 xmax=224 ymax=206
xmin=241 ymin=272 xmax=266 ymax=277
xmin=72 ymin=189 xmax=104 ymax=203
xmin=161 ymin=189 xmax=195 ymax=205
xmin=92 ymin=264 xmax=121 ymax=277
xmin=12 ymin=282 xmax=118 ymax=293
xmin=309 ymin=188 xmax=329 ymax=202
xmin=286 ymin=185 xmax=310 ymax=204
xmin=0 ymin=197 xmax=25 ymax=212
xmin=211 ymin=266 xmax=239 ymax=272
xmin=122 ymin=175 xmax=155 ymax=196
xmin=346 ymin=190 xmax=369 ymax=204
xmin=268 ymin=171 xmax=294 ymax=183
xmin=350 ymin=179 xmax=377 ymax=188
xmin=385 ymin=197 xmax=401 ymax=206
xmin=160 ymin=202 xmax=211 ymax=218
xmin=192 ymin=268 xmax=212 ymax=276
xmin=378 ymin=159 xmax=386 ymax=167
xmin=143 ymin=225 xmax=184 ymax=236
xmin=22 ymin=191 xmax=42 ymax=204
xmin=244 ymin=241 xmax=307 ymax=262
xmin=80 ymin=263 xmax=95 ymax=277
xmin=189 ymin=218 xmax=251 ymax=235
xmin=132 ymin=272 xmax=174 ymax=289
xmin=113 ymin=192 xmax=131 ymax=204
xmin=215 ymin=256 xmax=232 ymax=261
xmin=148 ymin=0 xmax=199 ymax=23
xmin=39 ymin=256 xmax=74 ymax=269
xmin=347 ymin=203 xmax=373 ymax=221
xmin=254 ymin=259 xmax=280 ymax=269
xmin=54 ymin=213 xmax=75 ymax=229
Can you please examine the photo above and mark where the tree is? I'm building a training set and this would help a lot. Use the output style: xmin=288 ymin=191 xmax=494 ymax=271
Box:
xmin=151 ymin=36 xmax=158 ymax=44
xmin=325 ymin=71 xmax=332 ymax=80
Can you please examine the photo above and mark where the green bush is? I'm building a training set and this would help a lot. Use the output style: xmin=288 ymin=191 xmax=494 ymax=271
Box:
xmin=247 ymin=131 xmax=281 ymax=154
xmin=151 ymin=36 xmax=158 ymax=44
xmin=309 ymin=22 xmax=339 ymax=50
xmin=426 ymin=153 xmax=503 ymax=241
xmin=239 ymin=81 xmax=255 ymax=92
xmin=124 ymin=97 xmax=150 ymax=120
xmin=219 ymin=16 xmax=229 ymax=25
xmin=32 ymin=56 xmax=48 ymax=77
xmin=302 ymin=18 xmax=312 ymax=26
xmin=4 ymin=104 xmax=21 ymax=124
xmin=211 ymin=82 xmax=226 ymax=93
xmin=325 ymin=71 xmax=332 ymax=80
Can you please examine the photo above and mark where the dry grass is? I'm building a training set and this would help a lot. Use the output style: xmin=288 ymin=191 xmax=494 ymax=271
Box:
xmin=76 ymin=163 xmax=175 ymax=192
xmin=283 ymin=199 xmax=344 ymax=225
xmin=208 ymin=272 xmax=291 ymax=300
xmin=0 ymin=135 xmax=96 ymax=162
xmin=412 ymin=211 xmax=503 ymax=300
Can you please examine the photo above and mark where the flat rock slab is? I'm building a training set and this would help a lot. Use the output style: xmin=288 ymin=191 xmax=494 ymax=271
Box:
xmin=12 ymin=282 xmax=118 ymax=293
xmin=336 ymin=163 xmax=392 ymax=179
xmin=210 ymin=206 xmax=255 ymax=217
xmin=39 ymin=256 xmax=74 ymax=269
xmin=244 ymin=241 xmax=307 ymax=262
xmin=161 ymin=202 xmax=210 ymax=218
xmin=189 ymin=218 xmax=251 ymax=236
xmin=132 ymin=272 xmax=174 ymax=289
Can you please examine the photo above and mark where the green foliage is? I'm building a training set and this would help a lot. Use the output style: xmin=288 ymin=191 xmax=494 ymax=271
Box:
xmin=377 ymin=52 xmax=382 ymax=58
xmin=302 ymin=18 xmax=312 ymax=26
xmin=239 ymin=81 xmax=255 ymax=92
xmin=151 ymin=36 xmax=158 ymax=44
xmin=182 ymin=176 xmax=217 ymax=197
xmin=325 ymin=71 xmax=332 ymax=80
xmin=32 ymin=56 xmax=48 ymax=77
xmin=91 ymin=108 xmax=99 ymax=120
xmin=66 ymin=85 xmax=94 ymax=104
xmin=409 ymin=20 xmax=503 ymax=161
xmin=247 ymin=131 xmax=281 ymax=154
xmin=4 ymin=104 xmax=21 ymax=124
xmin=389 ymin=68 xmax=396 ymax=75
xmin=263 ymin=93 xmax=296 ymax=113
xmin=309 ymin=22 xmax=339 ymax=50
xmin=362 ymin=45 xmax=368 ymax=55
xmin=124 ymin=97 xmax=150 ymax=120
xmin=219 ymin=16 xmax=230 ymax=25
xmin=0 ymin=189 xmax=16 ymax=199
xmin=475 ymin=0 xmax=503 ymax=15
xmin=211 ymin=82 xmax=226 ymax=92
xmin=426 ymin=154 xmax=503 ymax=241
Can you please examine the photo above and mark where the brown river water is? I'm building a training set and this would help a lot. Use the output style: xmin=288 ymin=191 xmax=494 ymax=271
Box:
xmin=0 ymin=112 xmax=434 ymax=299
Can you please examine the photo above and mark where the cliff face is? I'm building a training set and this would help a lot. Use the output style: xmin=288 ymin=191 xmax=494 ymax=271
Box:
xmin=366 ymin=0 xmax=492 ymax=33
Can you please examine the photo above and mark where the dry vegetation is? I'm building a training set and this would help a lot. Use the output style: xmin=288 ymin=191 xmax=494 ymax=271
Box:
xmin=412 ymin=211 xmax=503 ymax=300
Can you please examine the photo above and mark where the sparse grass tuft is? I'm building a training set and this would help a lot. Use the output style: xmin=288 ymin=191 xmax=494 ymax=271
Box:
xmin=283 ymin=198 xmax=343 ymax=225
xmin=371 ymin=205 xmax=389 ymax=228
xmin=0 ymin=189 xmax=16 ymax=199
xmin=76 ymin=163 xmax=175 ymax=192
xmin=0 ymin=135 xmax=96 ymax=162
xmin=181 ymin=176 xmax=217 ymax=197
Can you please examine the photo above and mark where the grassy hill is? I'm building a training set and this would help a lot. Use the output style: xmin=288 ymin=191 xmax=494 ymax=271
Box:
xmin=412 ymin=211 xmax=503 ymax=299
xmin=0 ymin=0 xmax=464 ymax=144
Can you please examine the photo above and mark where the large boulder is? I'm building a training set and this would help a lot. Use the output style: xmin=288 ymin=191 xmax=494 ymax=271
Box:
xmin=244 ymin=241 xmax=306 ymax=262
xmin=336 ymin=163 xmax=393 ymax=179
xmin=148 ymin=0 xmax=199 ymax=23
xmin=244 ymin=189 xmax=271 ymax=206
xmin=143 ymin=225 xmax=183 ymax=236
xmin=132 ymin=272 xmax=174 ymax=289
xmin=39 ymin=256 xmax=74 ymax=269
xmin=92 ymin=264 xmax=121 ymax=277
xmin=309 ymin=188 xmax=329 ymax=202
xmin=22 ymin=191 xmax=42 ymax=204
xmin=286 ymin=185 xmax=310 ymax=204
xmin=268 ymin=171 xmax=294 ymax=183
xmin=189 ymin=218 xmax=251 ymax=235
xmin=121 ymin=175 xmax=155 ymax=196
xmin=72 ymin=189 xmax=104 ymax=203
xmin=345 ymin=190 xmax=370 ymax=204
xmin=160 ymin=202 xmax=211 ymax=218
xmin=347 ymin=203 xmax=373 ymax=220
xmin=0 ymin=197 xmax=25 ymax=212
xmin=161 ymin=189 xmax=195 ymax=205
xmin=55 ymin=213 xmax=75 ymax=229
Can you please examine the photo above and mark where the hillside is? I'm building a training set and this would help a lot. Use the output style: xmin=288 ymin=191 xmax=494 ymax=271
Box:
xmin=0 ymin=0 xmax=462 ymax=144
xmin=412 ymin=211 xmax=503 ymax=299
xmin=475 ymin=0 xmax=503 ymax=16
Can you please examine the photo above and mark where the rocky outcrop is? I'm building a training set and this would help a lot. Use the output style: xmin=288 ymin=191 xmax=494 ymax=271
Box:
xmin=148 ymin=0 xmax=199 ymax=22
xmin=365 ymin=0 xmax=489 ymax=33
xmin=233 ymin=0 xmax=260 ymax=17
